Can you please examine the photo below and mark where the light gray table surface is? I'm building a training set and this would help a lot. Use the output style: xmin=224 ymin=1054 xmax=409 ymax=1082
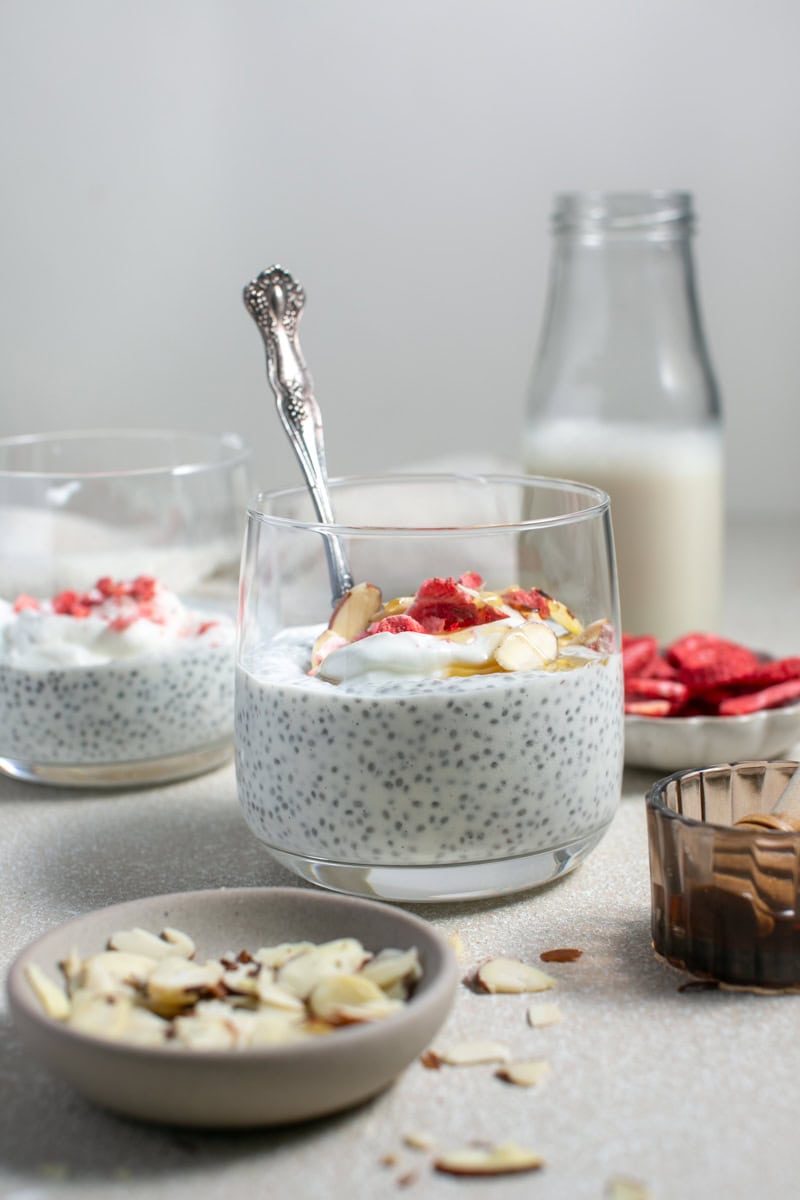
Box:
xmin=2 ymin=518 xmax=799 ymax=1200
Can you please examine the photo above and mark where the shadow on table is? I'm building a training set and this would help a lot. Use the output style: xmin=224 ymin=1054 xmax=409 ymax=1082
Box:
xmin=0 ymin=1010 xmax=370 ymax=1184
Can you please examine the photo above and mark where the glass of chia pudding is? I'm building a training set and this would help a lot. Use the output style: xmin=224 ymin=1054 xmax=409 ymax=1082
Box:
xmin=235 ymin=473 xmax=623 ymax=901
xmin=0 ymin=429 xmax=250 ymax=787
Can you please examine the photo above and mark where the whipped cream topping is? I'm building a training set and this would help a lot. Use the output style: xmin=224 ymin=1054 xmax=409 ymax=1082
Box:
xmin=317 ymin=616 xmax=524 ymax=684
xmin=0 ymin=582 xmax=234 ymax=670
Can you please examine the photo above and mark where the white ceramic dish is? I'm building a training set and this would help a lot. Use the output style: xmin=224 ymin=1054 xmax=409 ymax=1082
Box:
xmin=625 ymin=699 xmax=800 ymax=772
xmin=6 ymin=887 xmax=458 ymax=1128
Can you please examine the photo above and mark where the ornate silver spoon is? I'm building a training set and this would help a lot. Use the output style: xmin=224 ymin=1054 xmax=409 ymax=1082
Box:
xmin=243 ymin=265 xmax=354 ymax=603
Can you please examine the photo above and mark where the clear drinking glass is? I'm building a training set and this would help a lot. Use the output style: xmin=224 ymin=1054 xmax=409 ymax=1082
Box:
xmin=235 ymin=473 xmax=623 ymax=902
xmin=0 ymin=429 xmax=250 ymax=787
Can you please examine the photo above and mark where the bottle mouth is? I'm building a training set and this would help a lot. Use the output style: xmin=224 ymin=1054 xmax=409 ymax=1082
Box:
xmin=553 ymin=191 xmax=694 ymax=237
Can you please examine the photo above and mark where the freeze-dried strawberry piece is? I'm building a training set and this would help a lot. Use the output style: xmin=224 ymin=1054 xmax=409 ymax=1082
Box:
xmin=406 ymin=577 xmax=506 ymax=633
xmin=622 ymin=635 xmax=658 ymax=677
xmin=130 ymin=575 xmax=158 ymax=602
xmin=718 ymin=678 xmax=800 ymax=716
xmin=12 ymin=594 xmax=41 ymax=613
xmin=624 ymin=698 xmax=673 ymax=717
xmin=641 ymin=654 xmax=680 ymax=681
xmin=501 ymin=587 xmax=551 ymax=619
xmin=364 ymin=614 xmax=428 ymax=636
xmin=51 ymin=590 xmax=92 ymax=617
xmin=625 ymin=677 xmax=689 ymax=705
xmin=458 ymin=571 xmax=483 ymax=590
xmin=727 ymin=657 xmax=800 ymax=690
xmin=96 ymin=576 xmax=129 ymax=599
xmin=666 ymin=633 xmax=761 ymax=693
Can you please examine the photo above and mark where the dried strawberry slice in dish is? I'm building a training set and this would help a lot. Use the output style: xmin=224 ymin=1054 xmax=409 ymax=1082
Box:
xmin=718 ymin=678 xmax=800 ymax=716
xmin=624 ymin=677 xmax=689 ymax=705
xmin=666 ymin=633 xmax=762 ymax=693
xmin=622 ymin=634 xmax=659 ymax=677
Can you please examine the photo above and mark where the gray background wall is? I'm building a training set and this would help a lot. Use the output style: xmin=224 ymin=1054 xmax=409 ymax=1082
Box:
xmin=1 ymin=0 xmax=798 ymax=515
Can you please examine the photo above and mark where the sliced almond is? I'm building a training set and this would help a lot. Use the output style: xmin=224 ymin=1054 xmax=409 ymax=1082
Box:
xmin=496 ymin=1059 xmax=551 ymax=1088
xmin=83 ymin=950 xmax=157 ymax=995
xmin=435 ymin=1039 xmax=511 ymax=1066
xmin=123 ymin=1006 xmax=170 ymax=1047
xmin=255 ymin=976 xmax=306 ymax=1012
xmin=277 ymin=938 xmax=369 ymax=999
xmin=108 ymin=927 xmax=188 ymax=960
xmin=25 ymin=963 xmax=71 ymax=1020
xmin=495 ymin=621 xmax=558 ymax=671
xmin=222 ymin=962 xmax=261 ymax=997
xmin=146 ymin=957 xmax=224 ymax=1013
xmin=403 ymin=1131 xmax=435 ymax=1152
xmin=360 ymin=947 xmax=421 ymax=996
xmin=253 ymin=941 xmax=316 ymax=969
xmin=160 ymin=927 xmax=196 ymax=958
xmin=447 ymin=931 xmax=465 ymax=961
xmin=540 ymin=947 xmax=582 ymax=963
xmin=475 ymin=957 xmax=557 ymax=994
xmin=67 ymin=992 xmax=134 ymax=1040
xmin=606 ymin=1176 xmax=653 ymax=1200
xmin=308 ymin=973 xmax=402 ymax=1024
xmin=547 ymin=597 xmax=582 ymax=636
xmin=309 ymin=628 xmax=348 ymax=674
xmin=527 ymin=1001 xmax=563 ymax=1028
xmin=434 ymin=1141 xmax=545 ymax=1177
xmin=328 ymin=581 xmax=382 ymax=640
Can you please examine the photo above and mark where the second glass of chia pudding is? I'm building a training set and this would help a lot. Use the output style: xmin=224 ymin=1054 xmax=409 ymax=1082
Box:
xmin=235 ymin=474 xmax=623 ymax=902
xmin=0 ymin=429 xmax=250 ymax=787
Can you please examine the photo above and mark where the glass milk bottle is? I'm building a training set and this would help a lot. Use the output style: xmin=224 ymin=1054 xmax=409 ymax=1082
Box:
xmin=525 ymin=192 xmax=723 ymax=643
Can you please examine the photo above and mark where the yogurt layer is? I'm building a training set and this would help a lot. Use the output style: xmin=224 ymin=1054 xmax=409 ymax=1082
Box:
xmin=0 ymin=578 xmax=235 ymax=768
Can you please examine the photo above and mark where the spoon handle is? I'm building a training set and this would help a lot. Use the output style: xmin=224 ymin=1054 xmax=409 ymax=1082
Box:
xmin=243 ymin=266 xmax=354 ymax=602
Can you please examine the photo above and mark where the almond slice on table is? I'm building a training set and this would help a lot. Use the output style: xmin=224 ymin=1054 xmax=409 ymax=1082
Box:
xmin=527 ymin=1001 xmax=563 ymax=1028
xmin=403 ymin=1131 xmax=435 ymax=1152
xmin=496 ymin=1059 xmax=551 ymax=1087
xmin=540 ymin=947 xmax=582 ymax=963
xmin=475 ymin=957 xmax=557 ymax=994
xmin=605 ymin=1176 xmax=653 ymax=1200
xmin=433 ymin=1039 xmax=511 ymax=1066
xmin=434 ymin=1141 xmax=545 ymax=1177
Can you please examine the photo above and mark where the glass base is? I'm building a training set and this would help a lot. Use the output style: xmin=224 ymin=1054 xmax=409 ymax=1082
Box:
xmin=260 ymin=822 xmax=612 ymax=903
xmin=0 ymin=737 xmax=233 ymax=790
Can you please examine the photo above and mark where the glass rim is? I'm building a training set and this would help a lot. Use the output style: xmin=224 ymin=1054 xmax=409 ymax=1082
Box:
xmin=646 ymin=760 xmax=800 ymax=836
xmin=247 ymin=471 xmax=611 ymax=536
xmin=552 ymin=190 xmax=694 ymax=236
xmin=0 ymin=428 xmax=251 ymax=480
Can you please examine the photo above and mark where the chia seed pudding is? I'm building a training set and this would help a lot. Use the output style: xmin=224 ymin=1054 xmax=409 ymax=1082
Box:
xmin=235 ymin=575 xmax=624 ymax=869
xmin=0 ymin=576 xmax=235 ymax=777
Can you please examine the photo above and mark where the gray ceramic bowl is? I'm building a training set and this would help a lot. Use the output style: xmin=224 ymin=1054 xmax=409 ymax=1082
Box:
xmin=7 ymin=887 xmax=459 ymax=1128
xmin=625 ymin=699 xmax=800 ymax=772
